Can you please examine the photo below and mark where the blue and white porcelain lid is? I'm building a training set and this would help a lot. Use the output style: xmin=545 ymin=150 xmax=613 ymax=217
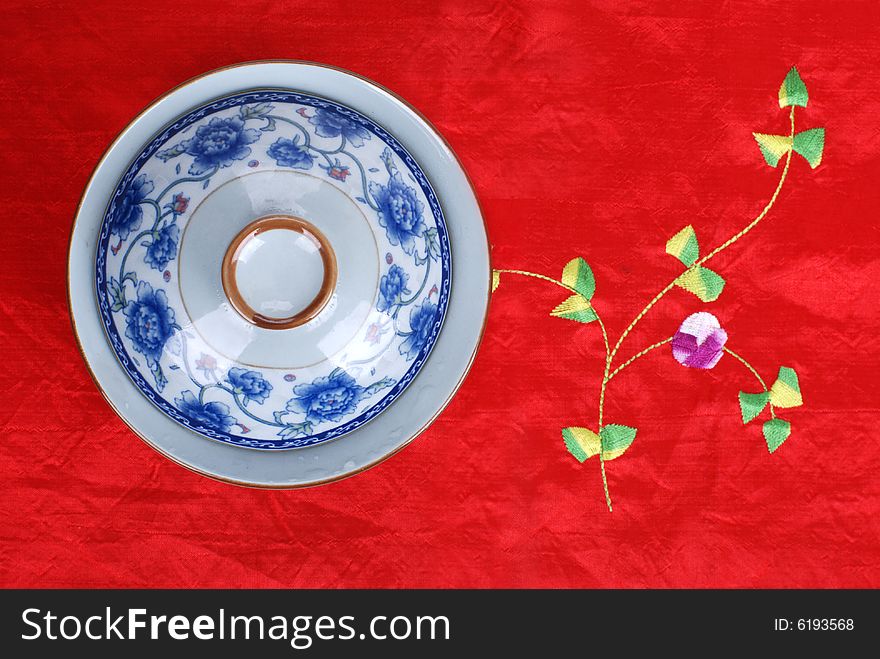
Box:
xmin=95 ymin=89 xmax=451 ymax=449
xmin=70 ymin=61 xmax=489 ymax=486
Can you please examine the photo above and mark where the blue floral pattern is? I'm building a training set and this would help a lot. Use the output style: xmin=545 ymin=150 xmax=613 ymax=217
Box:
xmin=175 ymin=391 xmax=236 ymax=433
xmin=288 ymin=368 xmax=369 ymax=424
xmin=97 ymin=90 xmax=450 ymax=449
xmin=309 ymin=108 xmax=371 ymax=147
xmin=378 ymin=265 xmax=411 ymax=312
xmin=158 ymin=116 xmax=262 ymax=175
xmin=122 ymin=281 xmax=176 ymax=391
xmin=111 ymin=174 xmax=154 ymax=240
xmin=400 ymin=299 xmax=438 ymax=361
xmin=267 ymin=136 xmax=314 ymax=170
xmin=227 ymin=367 xmax=272 ymax=406
xmin=143 ymin=224 xmax=179 ymax=271
xmin=369 ymin=172 xmax=427 ymax=256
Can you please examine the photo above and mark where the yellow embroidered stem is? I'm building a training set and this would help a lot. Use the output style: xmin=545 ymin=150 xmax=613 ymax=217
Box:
xmin=696 ymin=107 xmax=796 ymax=266
xmin=492 ymin=270 xmax=610 ymax=358
xmin=606 ymin=106 xmax=797 ymax=370
xmin=493 ymin=269 xmax=579 ymax=296
xmin=722 ymin=346 xmax=776 ymax=418
xmin=607 ymin=337 xmax=674 ymax=382
xmin=493 ymin=268 xmax=614 ymax=511
xmin=594 ymin=312 xmax=613 ymax=512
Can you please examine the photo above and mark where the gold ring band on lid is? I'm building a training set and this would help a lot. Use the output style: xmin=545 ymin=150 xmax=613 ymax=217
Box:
xmin=221 ymin=215 xmax=337 ymax=330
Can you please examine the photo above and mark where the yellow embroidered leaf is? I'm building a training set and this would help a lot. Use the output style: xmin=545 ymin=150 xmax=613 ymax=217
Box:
xmin=561 ymin=257 xmax=595 ymax=300
xmin=753 ymin=133 xmax=793 ymax=167
xmin=550 ymin=294 xmax=597 ymax=324
xmin=562 ymin=427 xmax=601 ymax=463
xmin=769 ymin=366 xmax=803 ymax=408
xmin=674 ymin=266 xmax=725 ymax=302
xmin=491 ymin=270 xmax=501 ymax=292
xmin=666 ymin=225 xmax=699 ymax=266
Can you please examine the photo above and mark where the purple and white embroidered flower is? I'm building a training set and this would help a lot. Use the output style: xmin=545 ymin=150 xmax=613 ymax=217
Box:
xmin=672 ymin=312 xmax=728 ymax=369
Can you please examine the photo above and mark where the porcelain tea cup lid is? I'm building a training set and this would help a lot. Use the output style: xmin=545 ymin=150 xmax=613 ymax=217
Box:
xmin=70 ymin=61 xmax=488 ymax=485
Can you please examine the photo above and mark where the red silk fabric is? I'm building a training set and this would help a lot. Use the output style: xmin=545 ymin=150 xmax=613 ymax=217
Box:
xmin=1 ymin=0 xmax=877 ymax=588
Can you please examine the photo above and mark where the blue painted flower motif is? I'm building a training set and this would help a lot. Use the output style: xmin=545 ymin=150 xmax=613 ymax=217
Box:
xmin=309 ymin=108 xmax=371 ymax=147
xmin=143 ymin=223 xmax=180 ymax=271
xmin=122 ymin=281 xmax=175 ymax=369
xmin=369 ymin=173 xmax=426 ymax=256
xmin=110 ymin=174 xmax=154 ymax=240
xmin=377 ymin=265 xmax=411 ymax=312
xmin=181 ymin=116 xmax=261 ymax=175
xmin=175 ymin=390 xmax=236 ymax=433
xmin=267 ymin=136 xmax=314 ymax=170
xmin=400 ymin=299 xmax=437 ymax=361
xmin=286 ymin=368 xmax=366 ymax=424
xmin=227 ymin=367 xmax=273 ymax=406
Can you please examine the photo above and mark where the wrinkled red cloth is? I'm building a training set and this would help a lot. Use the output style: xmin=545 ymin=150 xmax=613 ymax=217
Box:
xmin=1 ymin=0 xmax=878 ymax=588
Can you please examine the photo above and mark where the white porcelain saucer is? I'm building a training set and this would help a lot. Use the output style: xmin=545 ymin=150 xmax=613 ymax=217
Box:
xmin=69 ymin=61 xmax=489 ymax=486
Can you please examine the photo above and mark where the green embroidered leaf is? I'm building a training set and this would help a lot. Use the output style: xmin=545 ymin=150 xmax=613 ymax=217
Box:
xmin=739 ymin=391 xmax=770 ymax=424
xmin=599 ymin=424 xmax=637 ymax=461
xmin=769 ymin=366 xmax=803 ymax=408
xmin=562 ymin=427 xmax=601 ymax=463
xmin=674 ymin=266 xmax=726 ymax=302
xmin=666 ymin=225 xmax=699 ymax=266
xmin=793 ymin=128 xmax=825 ymax=169
xmin=779 ymin=66 xmax=808 ymax=108
xmin=550 ymin=295 xmax=598 ymax=324
xmin=753 ymin=133 xmax=793 ymax=167
xmin=491 ymin=270 xmax=501 ymax=292
xmin=563 ymin=425 xmax=637 ymax=462
xmin=561 ymin=257 xmax=595 ymax=300
xmin=763 ymin=418 xmax=791 ymax=453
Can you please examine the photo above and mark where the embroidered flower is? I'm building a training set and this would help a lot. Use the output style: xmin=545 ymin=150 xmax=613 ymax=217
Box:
xmin=320 ymin=158 xmax=351 ymax=181
xmin=175 ymin=390 xmax=236 ymax=432
xmin=122 ymin=281 xmax=175 ymax=369
xmin=400 ymin=299 xmax=437 ymax=360
xmin=181 ymin=116 xmax=261 ymax=175
xmin=285 ymin=368 xmax=365 ymax=424
xmin=377 ymin=265 xmax=411 ymax=312
xmin=309 ymin=108 xmax=371 ymax=147
xmin=110 ymin=174 xmax=154 ymax=240
xmin=227 ymin=367 xmax=273 ymax=406
xmin=267 ymin=136 xmax=314 ymax=170
xmin=143 ymin=223 xmax=180 ymax=271
xmin=167 ymin=192 xmax=189 ymax=215
xmin=369 ymin=173 xmax=426 ymax=256
xmin=672 ymin=312 xmax=728 ymax=369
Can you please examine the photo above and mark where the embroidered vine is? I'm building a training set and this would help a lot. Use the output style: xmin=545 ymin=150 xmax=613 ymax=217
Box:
xmin=493 ymin=67 xmax=822 ymax=511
